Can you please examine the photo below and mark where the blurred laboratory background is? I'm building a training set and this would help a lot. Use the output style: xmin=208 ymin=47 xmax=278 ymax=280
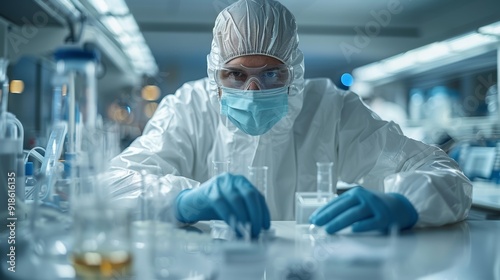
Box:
xmin=2 ymin=1 xmax=500 ymax=280
xmin=1 ymin=0 xmax=500 ymax=179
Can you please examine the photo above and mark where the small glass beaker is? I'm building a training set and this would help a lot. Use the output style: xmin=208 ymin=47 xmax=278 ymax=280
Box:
xmin=71 ymin=205 xmax=134 ymax=279
xmin=211 ymin=160 xmax=230 ymax=177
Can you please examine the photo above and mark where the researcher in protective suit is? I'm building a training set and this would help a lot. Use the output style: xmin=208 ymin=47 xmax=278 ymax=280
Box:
xmin=107 ymin=0 xmax=472 ymax=238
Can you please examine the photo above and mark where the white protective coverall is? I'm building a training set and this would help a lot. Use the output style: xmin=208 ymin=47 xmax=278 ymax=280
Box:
xmin=106 ymin=0 xmax=472 ymax=227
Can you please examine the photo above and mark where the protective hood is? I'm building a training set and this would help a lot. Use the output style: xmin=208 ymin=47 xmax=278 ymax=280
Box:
xmin=207 ymin=0 xmax=305 ymax=137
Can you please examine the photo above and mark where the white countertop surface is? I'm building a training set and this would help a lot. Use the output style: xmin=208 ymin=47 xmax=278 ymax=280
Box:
xmin=2 ymin=219 xmax=500 ymax=280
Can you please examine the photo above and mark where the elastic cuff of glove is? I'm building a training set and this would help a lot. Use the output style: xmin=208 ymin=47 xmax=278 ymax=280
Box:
xmin=174 ymin=189 xmax=192 ymax=223
xmin=387 ymin=193 xmax=419 ymax=230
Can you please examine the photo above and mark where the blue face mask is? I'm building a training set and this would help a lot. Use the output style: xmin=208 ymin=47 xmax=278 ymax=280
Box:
xmin=220 ymin=87 xmax=288 ymax=136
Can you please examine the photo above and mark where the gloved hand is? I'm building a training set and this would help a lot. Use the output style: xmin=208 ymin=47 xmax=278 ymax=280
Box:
xmin=175 ymin=173 xmax=271 ymax=238
xmin=309 ymin=186 xmax=418 ymax=234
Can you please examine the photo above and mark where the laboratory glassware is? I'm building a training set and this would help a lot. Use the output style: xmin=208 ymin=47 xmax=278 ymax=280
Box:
xmin=0 ymin=57 xmax=26 ymax=224
xmin=0 ymin=112 xmax=25 ymax=225
xmin=71 ymin=204 xmax=134 ymax=279
xmin=31 ymin=47 xmax=102 ymax=215
xmin=209 ymin=160 xmax=254 ymax=240
xmin=25 ymin=47 xmax=110 ymax=279
xmin=247 ymin=165 xmax=276 ymax=240
xmin=316 ymin=162 xmax=335 ymax=200
xmin=295 ymin=161 xmax=335 ymax=224
xmin=153 ymin=227 xmax=217 ymax=280
xmin=248 ymin=165 xmax=268 ymax=199
xmin=141 ymin=174 xmax=216 ymax=280
xmin=211 ymin=159 xmax=230 ymax=177
xmin=137 ymin=170 xmax=176 ymax=223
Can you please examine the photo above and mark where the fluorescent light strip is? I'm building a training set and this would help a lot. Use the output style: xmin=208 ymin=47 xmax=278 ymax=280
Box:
xmin=86 ymin=0 xmax=157 ymax=75
xmin=102 ymin=16 xmax=123 ymax=35
xmin=353 ymin=28 xmax=500 ymax=83
xmin=353 ymin=64 xmax=386 ymax=81
xmin=415 ymin=42 xmax=450 ymax=63
xmin=105 ymin=0 xmax=129 ymax=15
xmin=448 ymin=33 xmax=496 ymax=52
xmin=88 ymin=0 xmax=129 ymax=15
xmin=87 ymin=0 xmax=109 ymax=14
xmin=383 ymin=52 xmax=416 ymax=73
xmin=118 ymin=15 xmax=139 ymax=32
xmin=478 ymin=21 xmax=500 ymax=36
xmin=47 ymin=0 xmax=157 ymax=75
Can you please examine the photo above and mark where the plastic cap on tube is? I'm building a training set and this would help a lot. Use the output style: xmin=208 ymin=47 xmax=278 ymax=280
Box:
xmin=25 ymin=162 xmax=34 ymax=176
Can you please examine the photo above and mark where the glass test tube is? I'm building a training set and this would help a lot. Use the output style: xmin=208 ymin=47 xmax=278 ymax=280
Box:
xmin=211 ymin=160 xmax=230 ymax=177
xmin=248 ymin=166 xmax=275 ymax=237
xmin=316 ymin=162 xmax=334 ymax=202
xmin=248 ymin=166 xmax=268 ymax=200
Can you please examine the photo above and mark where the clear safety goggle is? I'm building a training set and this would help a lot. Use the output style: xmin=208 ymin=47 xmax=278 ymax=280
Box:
xmin=215 ymin=64 xmax=293 ymax=90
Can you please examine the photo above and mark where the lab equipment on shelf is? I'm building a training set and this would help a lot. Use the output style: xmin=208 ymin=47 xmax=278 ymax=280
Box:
xmin=486 ymin=84 xmax=498 ymax=117
xmin=409 ymin=89 xmax=425 ymax=122
xmin=50 ymin=47 xmax=104 ymax=180
xmin=0 ymin=58 xmax=26 ymax=225
xmin=17 ymin=47 xmax=120 ymax=280
xmin=491 ymin=142 xmax=500 ymax=184
xmin=28 ymin=46 xmax=102 ymax=235
xmin=0 ymin=112 xmax=25 ymax=225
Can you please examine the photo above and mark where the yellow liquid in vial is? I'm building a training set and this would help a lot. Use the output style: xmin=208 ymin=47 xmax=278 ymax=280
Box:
xmin=72 ymin=250 xmax=133 ymax=279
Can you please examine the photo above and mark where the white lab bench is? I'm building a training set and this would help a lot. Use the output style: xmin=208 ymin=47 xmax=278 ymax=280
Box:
xmin=2 ymin=219 xmax=499 ymax=280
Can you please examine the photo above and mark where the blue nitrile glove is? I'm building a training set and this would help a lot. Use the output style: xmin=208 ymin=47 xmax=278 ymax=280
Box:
xmin=175 ymin=173 xmax=271 ymax=238
xmin=309 ymin=186 xmax=418 ymax=234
